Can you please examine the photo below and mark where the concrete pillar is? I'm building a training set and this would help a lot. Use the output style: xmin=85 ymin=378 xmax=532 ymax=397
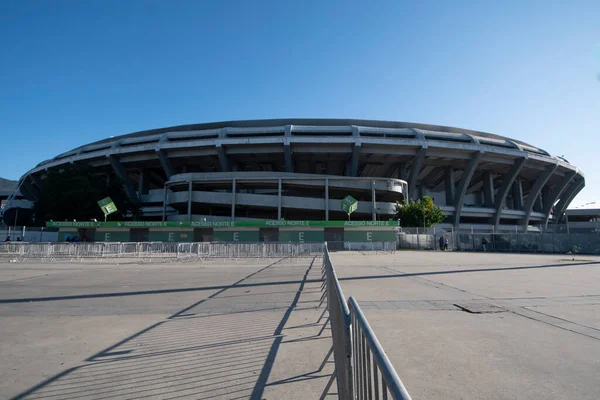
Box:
xmin=347 ymin=143 xmax=361 ymax=176
xmin=409 ymin=147 xmax=426 ymax=200
xmin=506 ymin=195 xmax=514 ymax=210
xmin=231 ymin=179 xmax=236 ymax=221
xmin=156 ymin=150 xmax=174 ymax=179
xmin=453 ymin=151 xmax=483 ymax=228
xmin=20 ymin=179 xmax=40 ymax=201
xmin=482 ymin=171 xmax=494 ymax=207
xmin=553 ymin=180 xmax=584 ymax=224
xmin=511 ymin=180 xmax=523 ymax=210
xmin=217 ymin=145 xmax=230 ymax=172
xmin=542 ymin=170 xmax=576 ymax=227
xmin=187 ymin=181 xmax=192 ymax=221
xmin=491 ymin=158 xmax=526 ymax=227
xmin=278 ymin=178 xmax=282 ymax=220
xmin=107 ymin=156 xmax=139 ymax=205
xmin=371 ymin=180 xmax=376 ymax=221
xmin=398 ymin=164 xmax=408 ymax=181
xmin=325 ymin=178 xmax=329 ymax=221
xmin=139 ymin=169 xmax=150 ymax=195
xmin=284 ymin=125 xmax=294 ymax=173
xmin=522 ymin=164 xmax=558 ymax=227
xmin=536 ymin=186 xmax=550 ymax=212
xmin=445 ymin=167 xmax=455 ymax=205
xmin=162 ymin=185 xmax=167 ymax=222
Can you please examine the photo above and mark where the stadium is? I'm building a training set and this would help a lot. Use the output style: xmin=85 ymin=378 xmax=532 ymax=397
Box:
xmin=7 ymin=118 xmax=585 ymax=231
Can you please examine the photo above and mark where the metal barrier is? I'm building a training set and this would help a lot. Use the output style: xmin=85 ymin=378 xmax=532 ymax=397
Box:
xmin=322 ymin=243 xmax=412 ymax=400
xmin=0 ymin=241 xmax=399 ymax=261
xmin=322 ymin=245 xmax=353 ymax=399
xmin=327 ymin=241 xmax=397 ymax=252
xmin=0 ymin=242 xmax=324 ymax=261
xmin=397 ymin=227 xmax=600 ymax=255
xmin=349 ymin=297 xmax=412 ymax=400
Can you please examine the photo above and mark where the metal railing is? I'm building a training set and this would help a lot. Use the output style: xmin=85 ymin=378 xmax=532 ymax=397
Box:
xmin=349 ymin=297 xmax=412 ymax=400
xmin=1 ymin=226 xmax=59 ymax=243
xmin=322 ymin=245 xmax=353 ymax=399
xmin=322 ymin=244 xmax=412 ymax=399
xmin=0 ymin=242 xmax=325 ymax=261
xmin=455 ymin=232 xmax=600 ymax=254
xmin=396 ymin=227 xmax=600 ymax=255
xmin=326 ymin=241 xmax=397 ymax=252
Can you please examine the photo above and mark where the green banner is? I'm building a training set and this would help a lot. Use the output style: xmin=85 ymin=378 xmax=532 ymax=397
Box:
xmin=46 ymin=220 xmax=398 ymax=228
xmin=97 ymin=197 xmax=118 ymax=216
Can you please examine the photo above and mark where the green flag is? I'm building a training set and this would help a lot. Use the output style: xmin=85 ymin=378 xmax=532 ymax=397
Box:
xmin=97 ymin=197 xmax=118 ymax=216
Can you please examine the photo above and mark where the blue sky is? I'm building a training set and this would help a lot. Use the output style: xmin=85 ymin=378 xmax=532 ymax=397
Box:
xmin=1 ymin=0 xmax=599 ymax=206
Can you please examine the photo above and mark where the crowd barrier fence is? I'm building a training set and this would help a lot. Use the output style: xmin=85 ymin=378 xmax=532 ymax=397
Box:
xmin=322 ymin=244 xmax=412 ymax=399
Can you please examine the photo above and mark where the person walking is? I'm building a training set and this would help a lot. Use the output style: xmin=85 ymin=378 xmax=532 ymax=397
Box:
xmin=482 ymin=237 xmax=488 ymax=252
xmin=444 ymin=236 xmax=449 ymax=251
xmin=439 ymin=236 xmax=445 ymax=251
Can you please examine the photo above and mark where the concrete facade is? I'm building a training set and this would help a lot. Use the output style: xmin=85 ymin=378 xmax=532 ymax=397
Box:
xmin=11 ymin=119 xmax=584 ymax=229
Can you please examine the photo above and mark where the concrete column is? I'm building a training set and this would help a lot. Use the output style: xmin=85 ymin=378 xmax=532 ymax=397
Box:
xmin=231 ymin=179 xmax=236 ymax=221
xmin=107 ymin=156 xmax=139 ymax=205
xmin=217 ymin=145 xmax=230 ymax=172
xmin=477 ymin=191 xmax=484 ymax=207
xmin=453 ymin=151 xmax=483 ymax=228
xmin=325 ymin=178 xmax=329 ymax=221
xmin=506 ymin=195 xmax=514 ymax=210
xmin=278 ymin=178 xmax=282 ymax=220
xmin=542 ymin=170 xmax=576 ymax=227
xmin=156 ymin=150 xmax=174 ymax=180
xmin=187 ymin=181 xmax=192 ymax=221
xmin=522 ymin=164 xmax=558 ymax=227
xmin=139 ymin=169 xmax=150 ymax=195
xmin=371 ymin=180 xmax=376 ymax=221
xmin=491 ymin=157 xmax=527 ymax=228
xmin=162 ymin=185 xmax=167 ymax=222
xmin=20 ymin=179 xmax=39 ymax=201
xmin=553 ymin=178 xmax=584 ymax=225
xmin=398 ymin=163 xmax=408 ymax=181
xmin=284 ymin=125 xmax=294 ymax=173
xmin=347 ymin=144 xmax=361 ymax=176
xmin=536 ymin=186 xmax=549 ymax=212
xmin=409 ymin=147 xmax=426 ymax=201
xmin=29 ymin=174 xmax=43 ymax=192
xmin=445 ymin=167 xmax=455 ymax=205
xmin=511 ymin=180 xmax=523 ymax=210
xmin=482 ymin=171 xmax=494 ymax=207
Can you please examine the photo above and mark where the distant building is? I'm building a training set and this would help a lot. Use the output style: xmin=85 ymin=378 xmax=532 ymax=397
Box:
xmin=564 ymin=206 xmax=600 ymax=234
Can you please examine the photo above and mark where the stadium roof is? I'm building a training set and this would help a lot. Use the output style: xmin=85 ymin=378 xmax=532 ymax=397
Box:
xmin=77 ymin=118 xmax=539 ymax=152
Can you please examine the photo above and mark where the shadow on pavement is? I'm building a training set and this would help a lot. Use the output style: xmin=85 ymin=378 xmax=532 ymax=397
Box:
xmin=12 ymin=256 xmax=334 ymax=400
xmin=2 ymin=260 xmax=597 ymax=305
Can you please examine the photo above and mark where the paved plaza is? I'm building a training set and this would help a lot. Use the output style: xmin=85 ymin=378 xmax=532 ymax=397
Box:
xmin=331 ymin=251 xmax=600 ymax=400
xmin=0 ymin=251 xmax=599 ymax=399
xmin=0 ymin=258 xmax=333 ymax=400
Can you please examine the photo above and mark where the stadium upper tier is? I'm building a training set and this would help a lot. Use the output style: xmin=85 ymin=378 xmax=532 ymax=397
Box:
xmin=17 ymin=119 xmax=584 ymax=228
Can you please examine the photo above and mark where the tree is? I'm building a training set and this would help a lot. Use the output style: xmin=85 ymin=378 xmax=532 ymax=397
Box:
xmin=33 ymin=164 xmax=138 ymax=224
xmin=394 ymin=196 xmax=445 ymax=227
